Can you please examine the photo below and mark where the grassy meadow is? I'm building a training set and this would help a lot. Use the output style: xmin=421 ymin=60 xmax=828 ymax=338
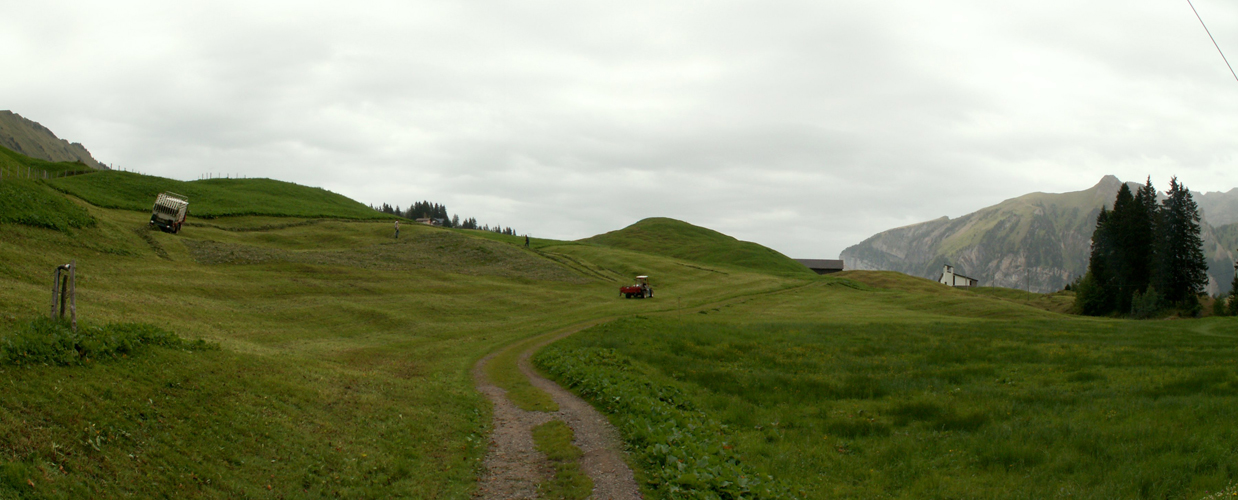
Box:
xmin=0 ymin=168 xmax=804 ymax=498
xmin=3 ymin=163 xmax=1235 ymax=499
xmin=535 ymin=272 xmax=1238 ymax=499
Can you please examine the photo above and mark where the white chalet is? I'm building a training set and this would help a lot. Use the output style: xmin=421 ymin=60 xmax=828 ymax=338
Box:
xmin=938 ymin=265 xmax=978 ymax=288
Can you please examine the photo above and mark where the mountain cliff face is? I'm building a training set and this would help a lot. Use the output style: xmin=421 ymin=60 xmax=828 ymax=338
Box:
xmin=842 ymin=176 xmax=1238 ymax=295
xmin=0 ymin=110 xmax=103 ymax=169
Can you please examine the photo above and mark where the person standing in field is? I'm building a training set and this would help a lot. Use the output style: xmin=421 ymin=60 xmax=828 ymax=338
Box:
xmin=525 ymin=235 xmax=530 ymax=248
xmin=394 ymin=220 xmax=400 ymax=239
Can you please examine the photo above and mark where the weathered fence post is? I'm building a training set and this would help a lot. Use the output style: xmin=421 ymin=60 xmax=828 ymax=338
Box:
xmin=50 ymin=267 xmax=61 ymax=319
xmin=69 ymin=260 xmax=76 ymax=332
xmin=49 ymin=261 xmax=78 ymax=332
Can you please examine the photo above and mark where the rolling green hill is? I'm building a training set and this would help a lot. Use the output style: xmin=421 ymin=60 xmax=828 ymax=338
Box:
xmin=0 ymin=178 xmax=802 ymax=498
xmin=579 ymin=217 xmax=814 ymax=277
xmin=48 ymin=170 xmax=393 ymax=220
xmin=4 ymin=172 xmax=1236 ymax=499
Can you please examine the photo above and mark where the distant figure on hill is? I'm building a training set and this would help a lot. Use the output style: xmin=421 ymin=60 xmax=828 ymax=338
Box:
xmin=394 ymin=220 xmax=400 ymax=239
xmin=525 ymin=235 xmax=529 ymax=248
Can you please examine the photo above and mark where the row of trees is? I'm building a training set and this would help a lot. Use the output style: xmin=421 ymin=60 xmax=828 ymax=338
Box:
xmin=371 ymin=201 xmax=518 ymax=235
xmin=1075 ymin=177 xmax=1210 ymax=317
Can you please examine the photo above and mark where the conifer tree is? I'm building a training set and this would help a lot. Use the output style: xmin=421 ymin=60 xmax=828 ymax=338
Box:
xmin=1229 ymin=257 xmax=1238 ymax=316
xmin=1077 ymin=207 xmax=1115 ymax=315
xmin=1155 ymin=177 xmax=1208 ymax=305
xmin=1129 ymin=178 xmax=1158 ymax=297
xmin=1110 ymin=184 xmax=1137 ymax=312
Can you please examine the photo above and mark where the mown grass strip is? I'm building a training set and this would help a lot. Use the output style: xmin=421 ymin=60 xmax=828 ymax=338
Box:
xmin=484 ymin=319 xmax=616 ymax=413
xmin=532 ymin=420 xmax=593 ymax=500
xmin=485 ymin=334 xmax=559 ymax=412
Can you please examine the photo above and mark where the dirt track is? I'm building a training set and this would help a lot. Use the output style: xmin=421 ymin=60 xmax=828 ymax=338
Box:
xmin=472 ymin=324 xmax=641 ymax=500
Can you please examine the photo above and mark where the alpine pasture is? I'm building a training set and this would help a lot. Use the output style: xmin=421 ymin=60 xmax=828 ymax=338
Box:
xmin=1 ymin=155 xmax=1234 ymax=499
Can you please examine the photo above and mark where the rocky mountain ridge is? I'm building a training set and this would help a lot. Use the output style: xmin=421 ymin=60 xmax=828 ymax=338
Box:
xmin=0 ymin=110 xmax=104 ymax=169
xmin=841 ymin=176 xmax=1238 ymax=295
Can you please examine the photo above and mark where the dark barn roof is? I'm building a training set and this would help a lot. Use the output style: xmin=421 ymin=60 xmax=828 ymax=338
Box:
xmin=794 ymin=259 xmax=844 ymax=275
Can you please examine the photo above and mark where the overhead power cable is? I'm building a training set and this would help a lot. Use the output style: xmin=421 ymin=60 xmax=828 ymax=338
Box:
xmin=1185 ymin=0 xmax=1238 ymax=84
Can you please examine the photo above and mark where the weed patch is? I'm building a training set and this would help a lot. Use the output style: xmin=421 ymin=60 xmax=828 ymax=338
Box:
xmin=0 ymin=317 xmax=212 ymax=366
xmin=534 ymin=344 xmax=788 ymax=499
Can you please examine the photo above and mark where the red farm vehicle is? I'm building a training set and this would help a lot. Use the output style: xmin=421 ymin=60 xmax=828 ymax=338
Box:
xmin=620 ymin=275 xmax=653 ymax=299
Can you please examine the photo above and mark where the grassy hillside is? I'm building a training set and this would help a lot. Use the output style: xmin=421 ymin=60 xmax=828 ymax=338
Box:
xmin=0 ymin=145 xmax=96 ymax=177
xmin=6 ymin=175 xmax=1235 ymax=498
xmin=48 ymin=170 xmax=392 ymax=220
xmin=0 ymin=179 xmax=801 ymax=498
xmin=580 ymin=217 xmax=813 ymax=277
xmin=0 ymin=179 xmax=95 ymax=231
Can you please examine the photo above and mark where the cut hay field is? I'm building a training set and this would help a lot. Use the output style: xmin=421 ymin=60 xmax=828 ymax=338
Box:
xmin=0 ymin=167 xmax=806 ymax=498
xmin=3 ymin=162 xmax=1235 ymax=499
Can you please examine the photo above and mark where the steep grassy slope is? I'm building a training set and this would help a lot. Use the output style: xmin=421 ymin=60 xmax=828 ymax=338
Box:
xmin=48 ymin=170 xmax=392 ymax=220
xmin=0 ymin=179 xmax=802 ymax=498
xmin=580 ymin=217 xmax=814 ymax=277
xmin=0 ymin=111 xmax=103 ymax=169
xmin=0 ymin=179 xmax=95 ymax=231
xmin=0 ymin=145 xmax=96 ymax=177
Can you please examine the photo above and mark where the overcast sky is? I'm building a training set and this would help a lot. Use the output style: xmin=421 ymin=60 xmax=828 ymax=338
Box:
xmin=4 ymin=1 xmax=1236 ymax=258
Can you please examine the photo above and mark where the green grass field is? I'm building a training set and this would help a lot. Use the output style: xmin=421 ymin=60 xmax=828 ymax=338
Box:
xmin=2 ymin=170 xmax=1234 ymax=499
xmin=536 ymin=274 xmax=1238 ymax=499
xmin=0 ymin=173 xmax=803 ymax=498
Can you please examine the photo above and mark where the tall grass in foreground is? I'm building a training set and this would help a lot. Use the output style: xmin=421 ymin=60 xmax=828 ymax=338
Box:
xmin=540 ymin=316 xmax=1238 ymax=499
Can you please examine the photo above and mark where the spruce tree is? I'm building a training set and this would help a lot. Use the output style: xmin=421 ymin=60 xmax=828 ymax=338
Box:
xmin=1155 ymin=177 xmax=1208 ymax=306
xmin=1129 ymin=178 xmax=1158 ymax=297
xmin=1110 ymin=184 xmax=1137 ymax=312
xmin=1078 ymin=207 xmax=1115 ymax=315
xmin=1229 ymin=258 xmax=1238 ymax=316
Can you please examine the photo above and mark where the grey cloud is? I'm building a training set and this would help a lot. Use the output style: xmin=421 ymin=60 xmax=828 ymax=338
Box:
xmin=4 ymin=0 xmax=1236 ymax=258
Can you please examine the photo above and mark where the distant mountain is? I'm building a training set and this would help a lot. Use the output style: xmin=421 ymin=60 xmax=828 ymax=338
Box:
xmin=1197 ymin=188 xmax=1238 ymax=226
xmin=841 ymin=176 xmax=1237 ymax=296
xmin=0 ymin=110 xmax=103 ymax=169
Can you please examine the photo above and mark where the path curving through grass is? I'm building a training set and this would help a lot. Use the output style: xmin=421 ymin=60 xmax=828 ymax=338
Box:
xmin=472 ymin=318 xmax=640 ymax=500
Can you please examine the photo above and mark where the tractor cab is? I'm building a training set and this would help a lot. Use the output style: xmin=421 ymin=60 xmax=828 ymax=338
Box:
xmin=620 ymin=275 xmax=653 ymax=299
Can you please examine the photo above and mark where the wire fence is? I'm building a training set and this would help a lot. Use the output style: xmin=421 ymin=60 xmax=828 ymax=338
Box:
xmin=0 ymin=165 xmax=96 ymax=182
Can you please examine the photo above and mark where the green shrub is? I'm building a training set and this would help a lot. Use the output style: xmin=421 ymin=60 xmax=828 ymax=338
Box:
xmin=0 ymin=317 xmax=213 ymax=366
xmin=1212 ymin=295 xmax=1229 ymax=317
xmin=1130 ymin=286 xmax=1161 ymax=319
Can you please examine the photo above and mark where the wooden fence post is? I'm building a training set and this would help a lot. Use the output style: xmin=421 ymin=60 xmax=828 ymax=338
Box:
xmin=69 ymin=260 xmax=76 ymax=332
xmin=50 ymin=267 xmax=61 ymax=319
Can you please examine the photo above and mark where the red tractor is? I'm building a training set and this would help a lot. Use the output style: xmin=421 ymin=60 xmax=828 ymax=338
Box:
xmin=620 ymin=276 xmax=653 ymax=299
